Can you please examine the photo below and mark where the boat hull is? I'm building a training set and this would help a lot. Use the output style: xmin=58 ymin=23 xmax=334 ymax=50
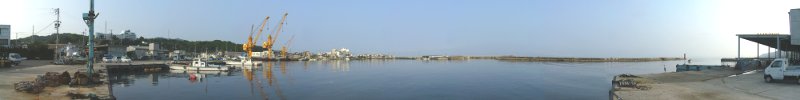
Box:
xmin=170 ymin=65 xmax=230 ymax=71
xmin=224 ymin=61 xmax=262 ymax=66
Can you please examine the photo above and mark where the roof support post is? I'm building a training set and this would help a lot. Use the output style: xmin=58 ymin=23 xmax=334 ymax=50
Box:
xmin=778 ymin=36 xmax=781 ymax=58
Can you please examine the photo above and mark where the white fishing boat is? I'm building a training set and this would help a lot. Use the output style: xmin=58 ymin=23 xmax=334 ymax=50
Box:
xmin=170 ymin=70 xmax=230 ymax=75
xmin=225 ymin=59 xmax=262 ymax=66
xmin=170 ymin=59 xmax=230 ymax=71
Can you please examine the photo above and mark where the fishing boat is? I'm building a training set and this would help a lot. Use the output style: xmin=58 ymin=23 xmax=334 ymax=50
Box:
xmin=225 ymin=59 xmax=262 ymax=66
xmin=170 ymin=59 xmax=231 ymax=71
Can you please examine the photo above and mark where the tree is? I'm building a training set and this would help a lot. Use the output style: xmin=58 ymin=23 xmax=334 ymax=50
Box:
xmin=126 ymin=51 xmax=137 ymax=60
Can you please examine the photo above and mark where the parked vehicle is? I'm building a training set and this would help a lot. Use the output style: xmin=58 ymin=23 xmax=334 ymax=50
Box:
xmin=103 ymin=56 xmax=114 ymax=63
xmin=8 ymin=53 xmax=25 ymax=65
xmin=764 ymin=58 xmax=800 ymax=84
xmin=120 ymin=56 xmax=132 ymax=63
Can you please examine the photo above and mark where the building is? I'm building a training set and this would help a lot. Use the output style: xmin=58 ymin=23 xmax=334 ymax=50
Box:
xmin=106 ymin=45 xmax=127 ymax=57
xmin=127 ymin=45 xmax=148 ymax=59
xmin=324 ymin=48 xmax=351 ymax=58
xmin=0 ymin=25 xmax=9 ymax=47
xmin=791 ymin=8 xmax=800 ymax=45
xmin=126 ymin=43 xmax=163 ymax=59
xmin=735 ymin=8 xmax=800 ymax=70
xmin=96 ymin=29 xmax=137 ymax=40
xmin=118 ymin=30 xmax=137 ymax=40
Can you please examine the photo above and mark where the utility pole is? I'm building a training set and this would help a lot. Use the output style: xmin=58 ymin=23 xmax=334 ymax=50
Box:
xmin=31 ymin=25 xmax=34 ymax=43
xmin=81 ymin=29 xmax=88 ymax=46
xmin=83 ymin=0 xmax=99 ymax=77
xmin=54 ymin=8 xmax=61 ymax=62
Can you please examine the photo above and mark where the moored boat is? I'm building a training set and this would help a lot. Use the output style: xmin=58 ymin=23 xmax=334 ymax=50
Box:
xmin=225 ymin=59 xmax=262 ymax=66
xmin=169 ymin=59 xmax=230 ymax=71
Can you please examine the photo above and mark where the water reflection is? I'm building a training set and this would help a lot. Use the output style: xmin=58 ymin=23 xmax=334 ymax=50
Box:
xmin=109 ymin=60 xmax=376 ymax=100
xmin=150 ymin=73 xmax=158 ymax=86
xmin=318 ymin=60 xmax=350 ymax=72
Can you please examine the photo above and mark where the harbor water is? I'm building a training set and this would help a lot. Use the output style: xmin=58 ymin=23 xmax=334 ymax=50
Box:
xmin=109 ymin=59 xmax=717 ymax=99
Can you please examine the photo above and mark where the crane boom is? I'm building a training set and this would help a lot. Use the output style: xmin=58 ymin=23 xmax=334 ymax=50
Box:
xmin=253 ymin=16 xmax=270 ymax=43
xmin=280 ymin=35 xmax=295 ymax=58
xmin=271 ymin=12 xmax=289 ymax=43
xmin=243 ymin=16 xmax=269 ymax=59
xmin=263 ymin=12 xmax=288 ymax=59
xmin=284 ymin=35 xmax=295 ymax=47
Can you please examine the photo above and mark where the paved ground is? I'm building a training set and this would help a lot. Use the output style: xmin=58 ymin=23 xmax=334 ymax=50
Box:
xmin=721 ymin=71 xmax=800 ymax=100
xmin=616 ymin=68 xmax=800 ymax=100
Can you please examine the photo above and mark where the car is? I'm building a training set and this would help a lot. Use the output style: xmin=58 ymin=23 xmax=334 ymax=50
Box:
xmin=764 ymin=58 xmax=800 ymax=84
xmin=120 ymin=56 xmax=132 ymax=63
xmin=103 ymin=56 xmax=114 ymax=63
xmin=8 ymin=53 xmax=25 ymax=65
xmin=114 ymin=56 xmax=122 ymax=63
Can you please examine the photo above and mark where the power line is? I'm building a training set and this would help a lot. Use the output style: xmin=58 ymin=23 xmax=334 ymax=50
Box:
xmin=33 ymin=21 xmax=56 ymax=35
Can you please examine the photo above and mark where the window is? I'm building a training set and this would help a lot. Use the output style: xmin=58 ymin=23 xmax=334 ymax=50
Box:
xmin=0 ymin=39 xmax=8 ymax=45
xmin=772 ymin=61 xmax=784 ymax=68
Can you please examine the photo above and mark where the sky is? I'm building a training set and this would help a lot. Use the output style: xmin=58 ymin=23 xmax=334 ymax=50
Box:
xmin=1 ymin=0 xmax=799 ymax=58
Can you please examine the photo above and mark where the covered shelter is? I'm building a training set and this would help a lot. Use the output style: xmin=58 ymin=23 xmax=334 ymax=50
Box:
xmin=737 ymin=34 xmax=800 ymax=59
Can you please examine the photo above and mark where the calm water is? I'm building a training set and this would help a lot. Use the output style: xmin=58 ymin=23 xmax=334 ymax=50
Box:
xmin=109 ymin=59 xmax=718 ymax=100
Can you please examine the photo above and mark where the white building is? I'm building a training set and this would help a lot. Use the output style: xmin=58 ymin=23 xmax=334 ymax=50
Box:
xmin=126 ymin=43 xmax=161 ymax=59
xmin=118 ymin=30 xmax=137 ymax=40
xmin=0 ymin=25 xmax=9 ymax=47
xmin=96 ymin=29 xmax=137 ymax=40
xmin=327 ymin=48 xmax=351 ymax=58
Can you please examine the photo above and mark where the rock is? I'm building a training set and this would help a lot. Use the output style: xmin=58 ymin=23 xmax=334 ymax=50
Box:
xmin=43 ymin=72 xmax=63 ymax=87
xmin=34 ymin=75 xmax=46 ymax=86
xmin=61 ymin=71 xmax=71 ymax=84
xmin=618 ymin=74 xmax=639 ymax=78
xmin=14 ymin=81 xmax=43 ymax=93
xmin=616 ymin=79 xmax=638 ymax=87
xmin=67 ymin=91 xmax=88 ymax=99
xmin=71 ymin=71 xmax=89 ymax=86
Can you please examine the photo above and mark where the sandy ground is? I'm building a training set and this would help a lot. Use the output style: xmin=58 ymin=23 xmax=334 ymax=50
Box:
xmin=0 ymin=60 xmax=165 ymax=99
xmin=616 ymin=67 xmax=800 ymax=100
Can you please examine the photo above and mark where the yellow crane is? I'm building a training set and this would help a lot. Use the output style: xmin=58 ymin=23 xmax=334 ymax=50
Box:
xmin=243 ymin=16 xmax=270 ymax=59
xmin=281 ymin=35 xmax=295 ymax=59
xmin=242 ymin=25 xmax=254 ymax=58
xmin=263 ymin=12 xmax=288 ymax=59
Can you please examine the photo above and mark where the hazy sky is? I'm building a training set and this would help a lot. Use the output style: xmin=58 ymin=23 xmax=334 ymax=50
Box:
xmin=1 ymin=0 xmax=800 ymax=58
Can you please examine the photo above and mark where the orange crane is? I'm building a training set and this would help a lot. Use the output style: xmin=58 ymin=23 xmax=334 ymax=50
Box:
xmin=263 ymin=12 xmax=288 ymax=59
xmin=281 ymin=35 xmax=295 ymax=59
xmin=243 ymin=16 xmax=270 ymax=59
